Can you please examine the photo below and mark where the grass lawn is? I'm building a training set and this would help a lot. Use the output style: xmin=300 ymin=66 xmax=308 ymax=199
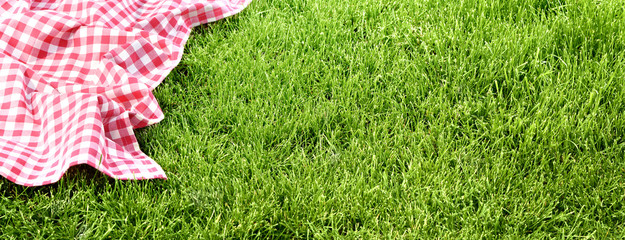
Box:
xmin=2 ymin=0 xmax=625 ymax=238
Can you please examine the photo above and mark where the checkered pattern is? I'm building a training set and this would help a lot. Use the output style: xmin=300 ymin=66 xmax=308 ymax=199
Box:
xmin=0 ymin=0 xmax=250 ymax=186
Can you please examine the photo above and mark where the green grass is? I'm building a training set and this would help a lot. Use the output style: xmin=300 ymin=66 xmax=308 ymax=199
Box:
xmin=2 ymin=0 xmax=625 ymax=238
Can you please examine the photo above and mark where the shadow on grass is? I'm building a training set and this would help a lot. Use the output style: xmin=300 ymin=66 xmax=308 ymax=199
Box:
xmin=0 ymin=164 xmax=168 ymax=199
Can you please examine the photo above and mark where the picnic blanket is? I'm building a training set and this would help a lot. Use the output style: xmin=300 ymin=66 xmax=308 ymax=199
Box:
xmin=0 ymin=0 xmax=250 ymax=186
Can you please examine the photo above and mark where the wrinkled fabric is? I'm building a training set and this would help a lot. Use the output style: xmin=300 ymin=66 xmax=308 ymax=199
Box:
xmin=0 ymin=0 xmax=250 ymax=186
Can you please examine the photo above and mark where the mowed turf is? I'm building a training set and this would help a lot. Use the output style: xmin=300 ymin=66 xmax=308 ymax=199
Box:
xmin=2 ymin=0 xmax=625 ymax=238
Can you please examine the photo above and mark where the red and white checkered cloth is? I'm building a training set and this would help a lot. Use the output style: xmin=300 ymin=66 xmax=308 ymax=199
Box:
xmin=0 ymin=0 xmax=250 ymax=186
